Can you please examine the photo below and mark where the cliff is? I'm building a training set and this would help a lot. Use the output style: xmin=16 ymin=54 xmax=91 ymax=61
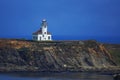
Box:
xmin=0 ymin=39 xmax=119 ymax=72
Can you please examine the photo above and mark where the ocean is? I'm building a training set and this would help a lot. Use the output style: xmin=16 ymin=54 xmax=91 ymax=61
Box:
xmin=0 ymin=72 xmax=114 ymax=80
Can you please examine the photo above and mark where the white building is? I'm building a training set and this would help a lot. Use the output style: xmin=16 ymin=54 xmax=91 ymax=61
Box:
xmin=32 ymin=19 xmax=52 ymax=41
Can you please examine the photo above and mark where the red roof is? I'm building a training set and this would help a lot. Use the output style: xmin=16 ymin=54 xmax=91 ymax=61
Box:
xmin=32 ymin=29 xmax=51 ymax=35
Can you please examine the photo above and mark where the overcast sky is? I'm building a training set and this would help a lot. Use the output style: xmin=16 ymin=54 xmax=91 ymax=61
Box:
xmin=0 ymin=0 xmax=120 ymax=42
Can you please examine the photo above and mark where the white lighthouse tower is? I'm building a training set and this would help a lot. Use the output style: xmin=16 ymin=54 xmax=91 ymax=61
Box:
xmin=32 ymin=19 xmax=52 ymax=41
xmin=41 ymin=19 xmax=48 ymax=40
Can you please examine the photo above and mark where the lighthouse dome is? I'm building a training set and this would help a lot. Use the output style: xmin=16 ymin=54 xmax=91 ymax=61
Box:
xmin=42 ymin=19 xmax=46 ymax=22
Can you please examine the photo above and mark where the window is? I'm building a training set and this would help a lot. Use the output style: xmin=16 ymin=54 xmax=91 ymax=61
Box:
xmin=33 ymin=36 xmax=37 ymax=40
xmin=48 ymin=36 xmax=50 ymax=40
xmin=44 ymin=26 xmax=46 ymax=28
xmin=40 ymin=37 xmax=41 ymax=40
xmin=36 ymin=37 xmax=37 ymax=40
xmin=44 ymin=32 xmax=46 ymax=34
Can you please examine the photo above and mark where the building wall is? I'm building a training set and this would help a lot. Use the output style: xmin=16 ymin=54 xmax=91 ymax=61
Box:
xmin=32 ymin=35 xmax=38 ymax=41
xmin=33 ymin=34 xmax=52 ymax=41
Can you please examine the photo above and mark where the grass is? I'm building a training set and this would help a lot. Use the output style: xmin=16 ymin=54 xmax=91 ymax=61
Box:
xmin=109 ymin=49 xmax=120 ymax=65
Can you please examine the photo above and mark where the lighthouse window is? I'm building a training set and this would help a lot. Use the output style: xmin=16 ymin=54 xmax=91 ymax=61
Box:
xmin=44 ymin=32 xmax=46 ymax=34
xmin=40 ymin=37 xmax=41 ymax=40
xmin=36 ymin=37 xmax=37 ymax=40
xmin=48 ymin=36 xmax=50 ymax=40
xmin=33 ymin=36 xmax=37 ymax=40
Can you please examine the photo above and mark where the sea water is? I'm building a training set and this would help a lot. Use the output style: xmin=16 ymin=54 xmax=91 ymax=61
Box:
xmin=0 ymin=72 xmax=114 ymax=80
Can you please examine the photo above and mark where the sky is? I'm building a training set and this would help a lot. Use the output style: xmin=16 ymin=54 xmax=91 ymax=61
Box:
xmin=0 ymin=0 xmax=120 ymax=43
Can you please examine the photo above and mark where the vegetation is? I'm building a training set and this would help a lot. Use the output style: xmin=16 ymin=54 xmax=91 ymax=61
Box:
xmin=109 ymin=49 xmax=120 ymax=65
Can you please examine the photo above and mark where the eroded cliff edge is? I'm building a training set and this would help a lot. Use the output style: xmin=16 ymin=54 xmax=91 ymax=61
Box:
xmin=0 ymin=39 xmax=119 ymax=72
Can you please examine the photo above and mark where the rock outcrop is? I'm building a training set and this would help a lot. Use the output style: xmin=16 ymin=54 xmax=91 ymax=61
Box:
xmin=0 ymin=39 xmax=119 ymax=72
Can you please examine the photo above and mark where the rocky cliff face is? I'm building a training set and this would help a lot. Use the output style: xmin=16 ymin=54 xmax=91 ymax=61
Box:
xmin=0 ymin=39 xmax=119 ymax=72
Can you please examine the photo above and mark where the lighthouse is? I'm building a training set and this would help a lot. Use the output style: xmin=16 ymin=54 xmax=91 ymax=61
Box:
xmin=32 ymin=19 xmax=52 ymax=41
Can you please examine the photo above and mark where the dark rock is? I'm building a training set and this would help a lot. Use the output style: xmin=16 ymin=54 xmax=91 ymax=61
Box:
xmin=113 ymin=74 xmax=120 ymax=80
